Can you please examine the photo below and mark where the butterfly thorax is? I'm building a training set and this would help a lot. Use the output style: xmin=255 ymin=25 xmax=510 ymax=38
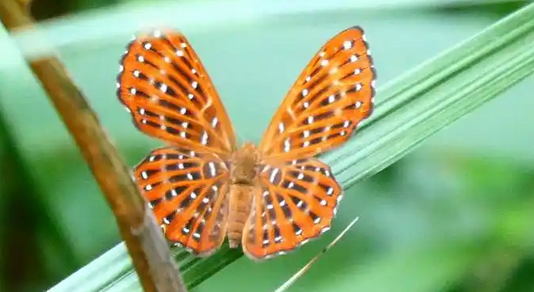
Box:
xmin=229 ymin=142 xmax=259 ymax=184
xmin=227 ymin=142 xmax=259 ymax=248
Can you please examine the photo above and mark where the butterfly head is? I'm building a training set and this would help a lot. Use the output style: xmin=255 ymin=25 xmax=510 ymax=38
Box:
xmin=229 ymin=142 xmax=259 ymax=185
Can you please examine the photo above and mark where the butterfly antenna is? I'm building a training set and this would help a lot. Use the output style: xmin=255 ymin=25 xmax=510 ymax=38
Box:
xmin=274 ymin=216 xmax=360 ymax=292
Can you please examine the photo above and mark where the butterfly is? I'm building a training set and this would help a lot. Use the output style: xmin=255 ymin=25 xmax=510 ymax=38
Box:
xmin=117 ymin=26 xmax=376 ymax=260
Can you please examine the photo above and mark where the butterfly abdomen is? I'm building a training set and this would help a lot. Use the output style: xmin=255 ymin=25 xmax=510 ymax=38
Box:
xmin=227 ymin=143 xmax=258 ymax=248
xmin=227 ymin=184 xmax=254 ymax=248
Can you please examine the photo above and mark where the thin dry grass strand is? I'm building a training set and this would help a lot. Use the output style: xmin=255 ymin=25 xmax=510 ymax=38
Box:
xmin=274 ymin=216 xmax=360 ymax=292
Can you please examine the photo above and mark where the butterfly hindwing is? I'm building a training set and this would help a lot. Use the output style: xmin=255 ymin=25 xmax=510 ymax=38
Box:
xmin=134 ymin=147 xmax=229 ymax=256
xmin=117 ymin=30 xmax=237 ymax=158
xmin=242 ymin=158 xmax=342 ymax=260
xmin=258 ymin=26 xmax=376 ymax=160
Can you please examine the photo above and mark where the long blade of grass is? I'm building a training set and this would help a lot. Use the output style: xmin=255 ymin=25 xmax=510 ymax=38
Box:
xmin=48 ymin=2 xmax=534 ymax=292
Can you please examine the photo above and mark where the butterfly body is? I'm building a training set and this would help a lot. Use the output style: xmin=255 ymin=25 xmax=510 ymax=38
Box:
xmin=227 ymin=142 xmax=259 ymax=248
xmin=118 ymin=26 xmax=376 ymax=260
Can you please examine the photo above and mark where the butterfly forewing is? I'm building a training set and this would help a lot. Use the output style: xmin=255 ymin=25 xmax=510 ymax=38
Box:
xmin=118 ymin=30 xmax=237 ymax=158
xmin=242 ymin=158 xmax=342 ymax=259
xmin=134 ymin=147 xmax=230 ymax=256
xmin=258 ymin=26 xmax=376 ymax=160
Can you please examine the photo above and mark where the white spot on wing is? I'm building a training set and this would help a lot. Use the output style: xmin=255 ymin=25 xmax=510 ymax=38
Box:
xmin=328 ymin=95 xmax=335 ymax=103
xmin=160 ymin=83 xmax=167 ymax=92
xmin=269 ymin=169 xmax=279 ymax=183
xmin=284 ymin=138 xmax=291 ymax=152
xmin=201 ymin=131 xmax=209 ymax=145
xmin=208 ymin=162 xmax=216 ymax=177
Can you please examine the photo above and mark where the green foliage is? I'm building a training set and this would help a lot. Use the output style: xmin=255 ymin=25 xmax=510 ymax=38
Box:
xmin=0 ymin=0 xmax=533 ymax=291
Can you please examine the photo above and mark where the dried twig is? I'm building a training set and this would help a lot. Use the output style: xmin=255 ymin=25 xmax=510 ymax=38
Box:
xmin=0 ymin=1 xmax=187 ymax=291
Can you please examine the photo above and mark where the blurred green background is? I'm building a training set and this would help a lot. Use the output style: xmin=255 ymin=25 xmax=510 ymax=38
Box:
xmin=1 ymin=0 xmax=534 ymax=291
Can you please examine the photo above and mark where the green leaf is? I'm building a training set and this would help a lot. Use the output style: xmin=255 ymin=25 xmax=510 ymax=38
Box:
xmin=48 ymin=2 xmax=534 ymax=292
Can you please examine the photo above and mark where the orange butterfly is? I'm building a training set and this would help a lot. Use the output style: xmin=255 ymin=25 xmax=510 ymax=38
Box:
xmin=117 ymin=26 xmax=376 ymax=260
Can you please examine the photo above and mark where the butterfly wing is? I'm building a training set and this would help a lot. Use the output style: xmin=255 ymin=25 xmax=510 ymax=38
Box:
xmin=117 ymin=30 xmax=237 ymax=158
xmin=258 ymin=26 xmax=376 ymax=160
xmin=242 ymin=26 xmax=376 ymax=259
xmin=242 ymin=158 xmax=342 ymax=259
xmin=134 ymin=147 xmax=230 ymax=256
